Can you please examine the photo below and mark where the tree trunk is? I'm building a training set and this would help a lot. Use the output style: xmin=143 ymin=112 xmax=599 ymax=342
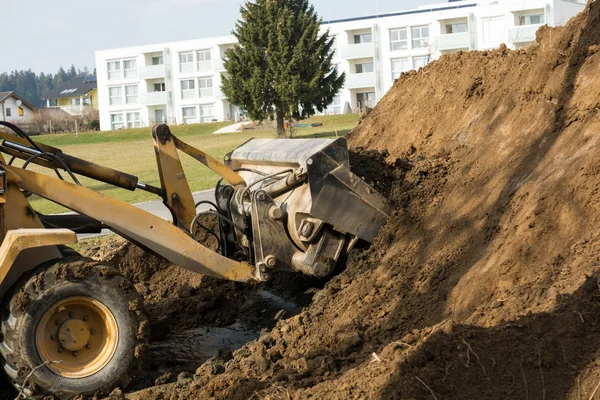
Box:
xmin=276 ymin=110 xmax=285 ymax=137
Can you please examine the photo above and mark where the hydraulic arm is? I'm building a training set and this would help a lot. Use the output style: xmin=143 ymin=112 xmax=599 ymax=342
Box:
xmin=0 ymin=122 xmax=392 ymax=294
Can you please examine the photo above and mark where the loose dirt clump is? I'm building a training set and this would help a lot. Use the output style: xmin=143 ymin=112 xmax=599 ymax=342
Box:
xmin=115 ymin=2 xmax=600 ymax=399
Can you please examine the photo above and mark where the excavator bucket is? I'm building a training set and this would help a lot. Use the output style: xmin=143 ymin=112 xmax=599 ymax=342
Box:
xmin=223 ymin=138 xmax=393 ymax=278
xmin=227 ymin=138 xmax=392 ymax=242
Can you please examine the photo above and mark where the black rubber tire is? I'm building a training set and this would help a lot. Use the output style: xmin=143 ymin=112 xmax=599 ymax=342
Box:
xmin=0 ymin=256 xmax=150 ymax=399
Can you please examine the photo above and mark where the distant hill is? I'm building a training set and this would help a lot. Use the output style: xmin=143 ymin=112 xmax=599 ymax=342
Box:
xmin=0 ymin=65 xmax=95 ymax=108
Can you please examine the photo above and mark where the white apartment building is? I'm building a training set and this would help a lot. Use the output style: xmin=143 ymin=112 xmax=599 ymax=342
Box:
xmin=95 ymin=0 xmax=585 ymax=131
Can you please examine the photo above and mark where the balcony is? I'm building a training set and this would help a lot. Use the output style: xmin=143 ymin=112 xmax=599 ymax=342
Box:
xmin=139 ymin=65 xmax=165 ymax=80
xmin=345 ymin=72 xmax=375 ymax=89
xmin=59 ymin=104 xmax=92 ymax=116
xmin=509 ymin=24 xmax=541 ymax=44
xmin=141 ymin=91 xmax=167 ymax=106
xmin=198 ymin=60 xmax=213 ymax=72
xmin=213 ymin=58 xmax=226 ymax=72
xmin=436 ymin=32 xmax=471 ymax=51
xmin=339 ymin=43 xmax=374 ymax=60
xmin=215 ymin=89 xmax=227 ymax=100
xmin=199 ymin=88 xmax=215 ymax=98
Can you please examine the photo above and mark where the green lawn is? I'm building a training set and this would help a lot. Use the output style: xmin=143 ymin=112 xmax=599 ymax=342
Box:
xmin=22 ymin=114 xmax=358 ymax=214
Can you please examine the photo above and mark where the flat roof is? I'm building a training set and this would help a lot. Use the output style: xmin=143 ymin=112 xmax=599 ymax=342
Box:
xmin=322 ymin=2 xmax=477 ymax=25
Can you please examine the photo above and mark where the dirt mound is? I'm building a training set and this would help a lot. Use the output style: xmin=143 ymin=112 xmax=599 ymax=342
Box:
xmin=4 ymin=4 xmax=599 ymax=398
xmin=115 ymin=2 xmax=600 ymax=399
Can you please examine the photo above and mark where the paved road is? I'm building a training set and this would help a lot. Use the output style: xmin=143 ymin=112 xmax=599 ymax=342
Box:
xmin=133 ymin=189 xmax=216 ymax=220
xmin=78 ymin=189 xmax=216 ymax=239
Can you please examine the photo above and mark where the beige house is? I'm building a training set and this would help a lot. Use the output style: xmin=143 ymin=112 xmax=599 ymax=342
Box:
xmin=0 ymin=92 xmax=36 ymax=123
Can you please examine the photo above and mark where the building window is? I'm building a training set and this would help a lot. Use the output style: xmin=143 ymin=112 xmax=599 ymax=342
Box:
xmin=181 ymin=79 xmax=196 ymax=99
xmin=180 ymin=52 xmax=194 ymax=73
xmin=182 ymin=106 xmax=197 ymax=124
xmin=152 ymin=55 xmax=164 ymax=65
xmin=391 ymin=58 xmax=410 ymax=79
xmin=520 ymin=14 xmax=544 ymax=25
xmin=82 ymin=97 xmax=91 ymax=105
xmin=355 ymin=62 xmax=374 ymax=74
xmin=413 ymin=56 xmax=428 ymax=70
xmin=155 ymin=109 xmax=167 ymax=123
xmin=48 ymin=99 xmax=58 ymax=107
xmin=197 ymin=50 xmax=212 ymax=71
xmin=200 ymin=104 xmax=214 ymax=122
xmin=107 ymin=61 xmax=121 ymax=80
xmin=356 ymin=92 xmax=375 ymax=109
xmin=412 ymin=26 xmax=430 ymax=48
xmin=390 ymin=28 xmax=408 ymax=51
xmin=353 ymin=33 xmax=372 ymax=44
xmin=198 ymin=77 xmax=213 ymax=98
xmin=123 ymin=59 xmax=138 ymax=79
xmin=125 ymin=85 xmax=139 ymax=104
xmin=126 ymin=112 xmax=142 ymax=128
xmin=5 ymin=108 xmax=10 ymax=117
xmin=446 ymin=22 xmax=468 ymax=34
xmin=109 ymin=87 xmax=123 ymax=105
xmin=325 ymin=95 xmax=341 ymax=115
xmin=70 ymin=98 xmax=81 ymax=106
xmin=154 ymin=82 xmax=166 ymax=92
xmin=111 ymin=113 xmax=124 ymax=130
xmin=18 ymin=107 xmax=24 ymax=117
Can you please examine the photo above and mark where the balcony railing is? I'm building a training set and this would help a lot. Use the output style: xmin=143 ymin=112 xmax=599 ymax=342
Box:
xmin=60 ymin=104 xmax=92 ymax=116
xmin=213 ymin=58 xmax=226 ymax=72
xmin=215 ymin=89 xmax=227 ymax=100
xmin=339 ymin=42 xmax=374 ymax=59
xmin=141 ymin=91 xmax=168 ymax=106
xmin=345 ymin=72 xmax=375 ymax=89
xmin=139 ymin=65 xmax=166 ymax=80
xmin=436 ymin=32 xmax=471 ymax=51
xmin=509 ymin=24 xmax=542 ymax=44
xmin=198 ymin=60 xmax=213 ymax=72
xmin=199 ymin=88 xmax=214 ymax=98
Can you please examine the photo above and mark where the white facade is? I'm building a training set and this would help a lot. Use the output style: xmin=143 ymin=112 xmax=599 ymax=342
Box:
xmin=0 ymin=94 xmax=35 ymax=123
xmin=95 ymin=0 xmax=584 ymax=131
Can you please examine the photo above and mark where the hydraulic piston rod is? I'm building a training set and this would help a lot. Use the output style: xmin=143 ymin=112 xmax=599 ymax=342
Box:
xmin=1 ymin=138 xmax=163 ymax=196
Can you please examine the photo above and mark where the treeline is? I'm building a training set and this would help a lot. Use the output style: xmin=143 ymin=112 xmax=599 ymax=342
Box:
xmin=0 ymin=65 xmax=95 ymax=107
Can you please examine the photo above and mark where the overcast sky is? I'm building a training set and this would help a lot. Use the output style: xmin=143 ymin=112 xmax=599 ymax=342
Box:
xmin=0 ymin=0 xmax=440 ymax=74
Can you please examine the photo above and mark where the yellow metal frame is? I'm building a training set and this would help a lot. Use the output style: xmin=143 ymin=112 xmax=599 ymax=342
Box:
xmin=0 ymin=124 xmax=257 ymax=298
xmin=36 ymin=296 xmax=118 ymax=378
xmin=0 ymin=228 xmax=77 ymax=286
xmin=3 ymin=165 xmax=256 ymax=282
xmin=151 ymin=124 xmax=246 ymax=228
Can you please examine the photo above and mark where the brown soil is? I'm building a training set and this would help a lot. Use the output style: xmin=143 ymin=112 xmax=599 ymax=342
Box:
xmin=4 ymin=3 xmax=600 ymax=399
xmin=76 ymin=217 xmax=328 ymax=392
xmin=109 ymin=2 xmax=600 ymax=399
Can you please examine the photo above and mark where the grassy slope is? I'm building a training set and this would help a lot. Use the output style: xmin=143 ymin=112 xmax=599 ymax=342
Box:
xmin=24 ymin=114 xmax=358 ymax=214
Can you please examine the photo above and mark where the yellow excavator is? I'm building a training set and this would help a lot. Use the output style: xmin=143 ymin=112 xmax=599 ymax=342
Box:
xmin=0 ymin=121 xmax=391 ymax=399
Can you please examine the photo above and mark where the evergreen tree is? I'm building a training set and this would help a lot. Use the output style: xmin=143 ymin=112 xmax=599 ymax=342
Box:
xmin=54 ymin=65 xmax=67 ymax=87
xmin=68 ymin=65 xmax=77 ymax=79
xmin=222 ymin=0 xmax=344 ymax=136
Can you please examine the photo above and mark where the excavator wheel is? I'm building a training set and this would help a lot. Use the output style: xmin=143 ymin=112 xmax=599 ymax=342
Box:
xmin=0 ymin=256 xmax=149 ymax=399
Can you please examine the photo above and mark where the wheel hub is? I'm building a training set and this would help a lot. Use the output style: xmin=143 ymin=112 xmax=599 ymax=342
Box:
xmin=58 ymin=319 xmax=90 ymax=351
xmin=35 ymin=296 xmax=119 ymax=378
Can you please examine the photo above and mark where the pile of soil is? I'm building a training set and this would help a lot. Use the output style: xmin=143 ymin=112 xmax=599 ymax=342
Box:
xmin=4 ymin=3 xmax=600 ymax=398
xmin=113 ymin=2 xmax=600 ymax=399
